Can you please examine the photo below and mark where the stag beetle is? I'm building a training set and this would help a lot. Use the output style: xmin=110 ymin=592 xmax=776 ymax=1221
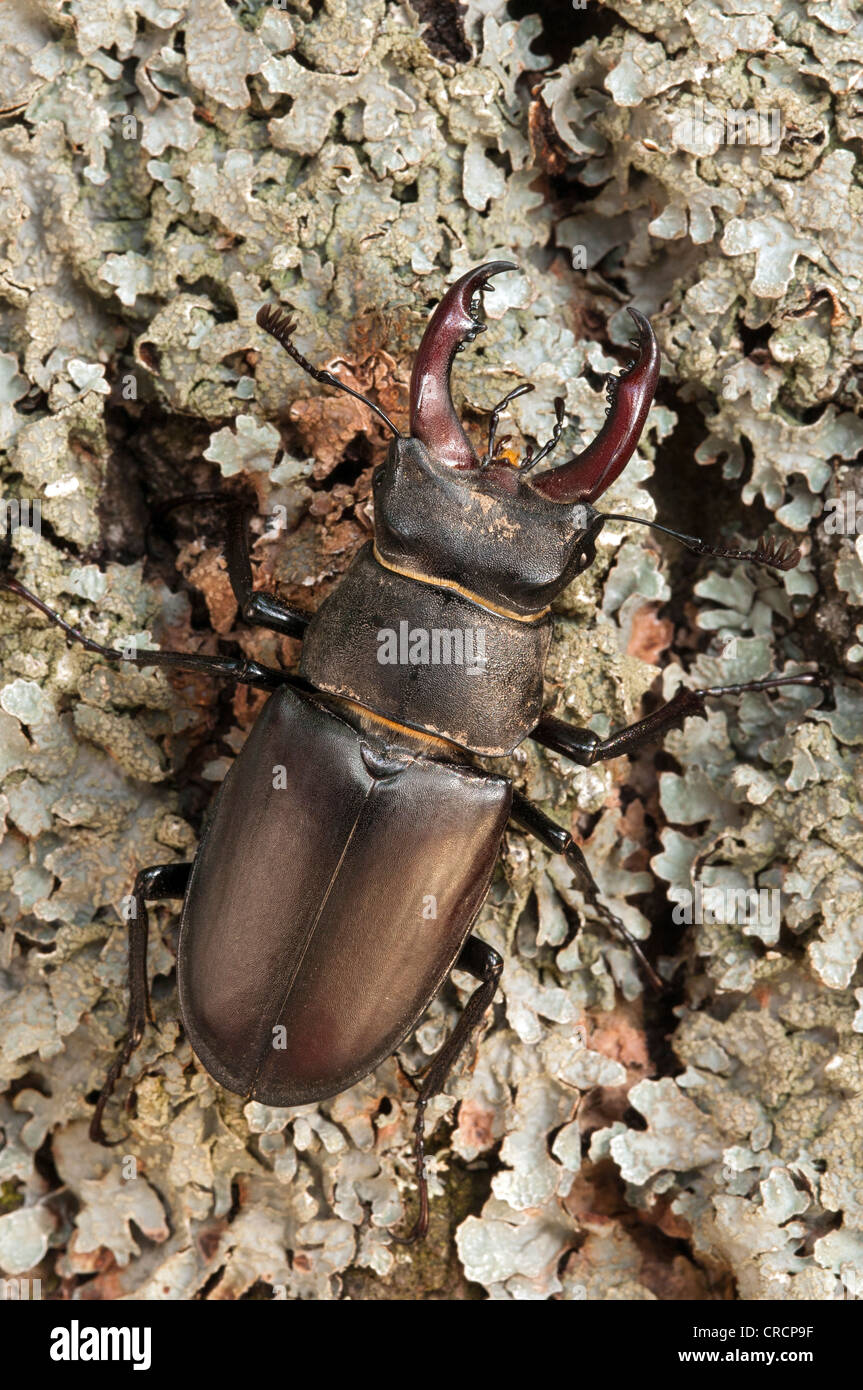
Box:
xmin=0 ymin=261 xmax=823 ymax=1242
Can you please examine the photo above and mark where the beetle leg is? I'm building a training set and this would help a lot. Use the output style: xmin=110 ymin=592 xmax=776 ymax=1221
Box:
xmin=391 ymin=935 xmax=503 ymax=1245
xmin=223 ymin=502 xmax=309 ymax=638
xmin=0 ymin=568 xmax=299 ymax=692
xmin=532 ymin=671 xmax=828 ymax=767
xmin=90 ymin=863 xmax=191 ymax=1146
xmin=510 ymin=791 xmax=663 ymax=991
xmin=146 ymin=493 xmax=310 ymax=636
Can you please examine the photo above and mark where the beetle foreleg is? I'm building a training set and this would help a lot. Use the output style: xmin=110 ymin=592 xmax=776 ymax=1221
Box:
xmin=224 ymin=502 xmax=310 ymax=638
xmin=532 ymin=671 xmax=828 ymax=766
xmin=391 ymin=935 xmax=503 ymax=1245
xmin=510 ymin=791 xmax=662 ymax=991
xmin=90 ymin=862 xmax=191 ymax=1146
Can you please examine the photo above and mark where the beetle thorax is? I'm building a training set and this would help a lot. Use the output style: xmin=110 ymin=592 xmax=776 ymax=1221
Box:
xmin=298 ymin=440 xmax=604 ymax=755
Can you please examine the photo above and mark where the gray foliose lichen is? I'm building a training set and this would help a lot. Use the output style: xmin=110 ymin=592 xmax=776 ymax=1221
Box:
xmin=0 ymin=0 xmax=861 ymax=1301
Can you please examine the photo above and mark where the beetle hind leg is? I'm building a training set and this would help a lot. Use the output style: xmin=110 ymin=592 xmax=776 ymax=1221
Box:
xmin=89 ymin=862 xmax=191 ymax=1146
xmin=391 ymin=936 xmax=503 ymax=1245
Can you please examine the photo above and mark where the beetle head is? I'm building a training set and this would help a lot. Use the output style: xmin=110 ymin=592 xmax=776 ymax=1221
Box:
xmin=375 ymin=431 xmax=608 ymax=615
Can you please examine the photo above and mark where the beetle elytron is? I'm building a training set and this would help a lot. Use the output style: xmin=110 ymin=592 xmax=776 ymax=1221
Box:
xmin=0 ymin=261 xmax=822 ymax=1241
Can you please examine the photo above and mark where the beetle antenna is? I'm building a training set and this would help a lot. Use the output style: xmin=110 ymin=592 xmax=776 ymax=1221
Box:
xmin=601 ymin=515 xmax=801 ymax=572
xmin=519 ymin=396 xmax=566 ymax=472
xmin=256 ymin=304 xmax=403 ymax=438
xmin=481 ymin=382 xmax=534 ymax=468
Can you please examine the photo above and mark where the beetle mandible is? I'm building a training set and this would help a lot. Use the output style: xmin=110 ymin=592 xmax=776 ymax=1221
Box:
xmin=0 ymin=261 xmax=824 ymax=1242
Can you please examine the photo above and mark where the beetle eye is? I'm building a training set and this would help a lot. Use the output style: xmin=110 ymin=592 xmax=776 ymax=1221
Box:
xmin=576 ymin=537 xmax=598 ymax=573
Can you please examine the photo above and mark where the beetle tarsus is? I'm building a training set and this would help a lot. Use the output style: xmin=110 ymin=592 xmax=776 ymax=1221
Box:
xmin=565 ymin=849 xmax=664 ymax=993
xmin=90 ymin=1031 xmax=144 ymax=1148
xmin=693 ymin=672 xmax=827 ymax=701
xmin=389 ymin=1099 xmax=430 ymax=1245
xmin=90 ymin=863 xmax=191 ymax=1146
xmin=389 ymin=934 xmax=503 ymax=1244
xmin=510 ymin=791 xmax=663 ymax=991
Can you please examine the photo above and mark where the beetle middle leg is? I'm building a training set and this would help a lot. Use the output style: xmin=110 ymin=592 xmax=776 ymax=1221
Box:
xmin=0 ymin=566 xmax=299 ymax=692
xmin=522 ymin=673 xmax=828 ymax=984
xmin=392 ymin=935 xmax=503 ymax=1245
xmin=531 ymin=671 xmax=828 ymax=767
xmin=90 ymin=862 xmax=191 ymax=1145
xmin=510 ymin=791 xmax=662 ymax=990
